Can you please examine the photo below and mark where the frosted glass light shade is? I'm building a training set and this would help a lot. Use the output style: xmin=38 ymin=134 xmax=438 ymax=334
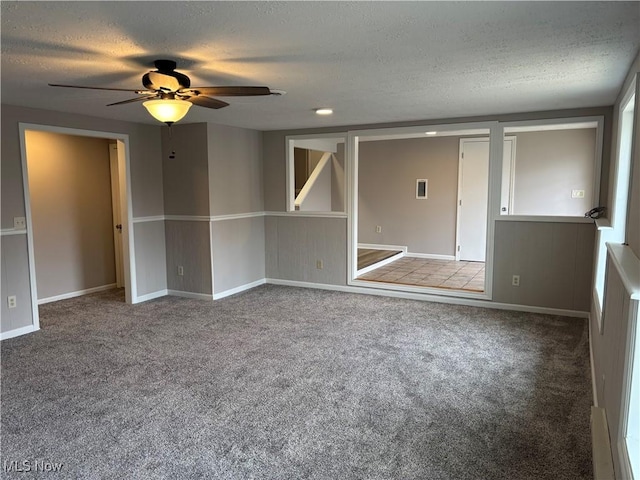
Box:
xmin=143 ymin=99 xmax=192 ymax=124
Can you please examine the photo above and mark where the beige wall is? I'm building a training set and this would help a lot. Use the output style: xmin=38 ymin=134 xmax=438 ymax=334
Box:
xmin=25 ymin=131 xmax=116 ymax=300
xmin=358 ymin=136 xmax=459 ymax=255
xmin=512 ymin=129 xmax=597 ymax=216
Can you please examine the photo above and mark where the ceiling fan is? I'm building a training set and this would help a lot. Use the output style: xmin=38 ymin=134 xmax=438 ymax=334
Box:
xmin=49 ymin=59 xmax=280 ymax=125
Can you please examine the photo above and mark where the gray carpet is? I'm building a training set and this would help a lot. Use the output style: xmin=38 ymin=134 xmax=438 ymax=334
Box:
xmin=1 ymin=285 xmax=592 ymax=479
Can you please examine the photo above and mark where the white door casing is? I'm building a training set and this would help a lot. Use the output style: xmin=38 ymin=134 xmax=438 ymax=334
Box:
xmin=109 ymin=144 xmax=125 ymax=288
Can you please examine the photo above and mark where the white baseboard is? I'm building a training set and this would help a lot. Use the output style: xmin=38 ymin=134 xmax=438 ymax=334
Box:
xmin=265 ymin=278 xmax=588 ymax=317
xmin=213 ymin=279 xmax=266 ymax=300
xmin=358 ymin=243 xmax=408 ymax=252
xmin=133 ymin=289 xmax=168 ymax=303
xmin=1 ymin=324 xmax=39 ymax=341
xmin=588 ymin=316 xmax=599 ymax=407
xmin=38 ymin=284 xmax=117 ymax=305
xmin=591 ymin=407 xmax=615 ymax=480
xmin=357 ymin=251 xmax=405 ymax=276
xmin=167 ymin=290 xmax=213 ymax=301
xmin=405 ymin=252 xmax=456 ymax=261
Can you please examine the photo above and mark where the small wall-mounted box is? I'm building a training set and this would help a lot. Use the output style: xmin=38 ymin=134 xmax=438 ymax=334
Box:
xmin=416 ymin=179 xmax=428 ymax=199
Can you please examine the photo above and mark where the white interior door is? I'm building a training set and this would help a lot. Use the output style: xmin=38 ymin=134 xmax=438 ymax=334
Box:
xmin=109 ymin=144 xmax=125 ymax=288
xmin=457 ymin=139 xmax=489 ymax=262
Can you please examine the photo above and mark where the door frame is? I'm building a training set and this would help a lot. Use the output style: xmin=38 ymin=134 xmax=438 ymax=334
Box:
xmin=456 ymin=136 xmax=516 ymax=261
xmin=109 ymin=143 xmax=125 ymax=288
xmin=19 ymin=123 xmax=137 ymax=331
xmin=346 ymin=121 xmax=502 ymax=300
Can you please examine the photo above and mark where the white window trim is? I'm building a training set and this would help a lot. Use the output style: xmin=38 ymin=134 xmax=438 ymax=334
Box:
xmin=500 ymin=115 xmax=604 ymax=220
xmin=285 ymin=132 xmax=347 ymax=213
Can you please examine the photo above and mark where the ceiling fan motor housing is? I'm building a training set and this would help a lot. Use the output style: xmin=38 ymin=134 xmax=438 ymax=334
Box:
xmin=142 ymin=59 xmax=191 ymax=91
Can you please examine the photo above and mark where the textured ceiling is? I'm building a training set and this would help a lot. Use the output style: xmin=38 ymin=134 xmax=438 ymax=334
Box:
xmin=2 ymin=1 xmax=639 ymax=131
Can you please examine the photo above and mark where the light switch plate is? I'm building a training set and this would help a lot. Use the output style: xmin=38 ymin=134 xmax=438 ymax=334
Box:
xmin=571 ymin=190 xmax=585 ymax=199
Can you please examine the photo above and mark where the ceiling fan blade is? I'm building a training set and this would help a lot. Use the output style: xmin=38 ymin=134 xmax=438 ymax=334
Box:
xmin=183 ymin=86 xmax=272 ymax=97
xmin=106 ymin=95 xmax=158 ymax=107
xmin=49 ymin=83 xmax=142 ymax=92
xmin=185 ymin=96 xmax=229 ymax=109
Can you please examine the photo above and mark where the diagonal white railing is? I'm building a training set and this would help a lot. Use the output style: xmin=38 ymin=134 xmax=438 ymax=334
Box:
xmin=294 ymin=151 xmax=333 ymax=210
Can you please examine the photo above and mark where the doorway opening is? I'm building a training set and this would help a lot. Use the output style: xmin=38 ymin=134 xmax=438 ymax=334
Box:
xmin=19 ymin=124 xmax=135 ymax=331
xmin=348 ymin=122 xmax=498 ymax=298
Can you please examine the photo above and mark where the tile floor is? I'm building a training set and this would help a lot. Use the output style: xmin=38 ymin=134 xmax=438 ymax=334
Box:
xmin=358 ymin=256 xmax=485 ymax=292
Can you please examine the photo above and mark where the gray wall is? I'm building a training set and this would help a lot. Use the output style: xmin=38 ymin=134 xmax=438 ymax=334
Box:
xmin=512 ymin=129 xmax=597 ymax=216
xmin=165 ymin=220 xmax=212 ymax=294
xmin=358 ymin=136 xmax=459 ymax=255
xmin=159 ymin=122 xmax=266 ymax=297
xmin=208 ymin=123 xmax=263 ymax=216
xmin=208 ymin=123 xmax=265 ymax=295
xmin=25 ymin=131 xmax=116 ymax=300
xmin=211 ymin=217 xmax=265 ymax=293
xmin=262 ymin=106 xmax=610 ymax=308
xmin=265 ymin=216 xmax=347 ymax=285
xmin=1 ymin=235 xmax=33 ymax=332
xmin=162 ymin=123 xmax=210 ymax=216
xmin=1 ymin=104 xmax=165 ymax=334
xmin=161 ymin=123 xmax=211 ymax=294
xmin=493 ymin=221 xmax=594 ymax=311
xmin=134 ymin=221 xmax=167 ymax=296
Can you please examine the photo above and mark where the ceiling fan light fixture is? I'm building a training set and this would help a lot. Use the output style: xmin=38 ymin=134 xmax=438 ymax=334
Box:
xmin=143 ymin=98 xmax=192 ymax=125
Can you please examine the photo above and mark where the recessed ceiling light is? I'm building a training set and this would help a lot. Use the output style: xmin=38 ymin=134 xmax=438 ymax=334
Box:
xmin=425 ymin=131 xmax=437 ymax=135
xmin=315 ymin=108 xmax=333 ymax=115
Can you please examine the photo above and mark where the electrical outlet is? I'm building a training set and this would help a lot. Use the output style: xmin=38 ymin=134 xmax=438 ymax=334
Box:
xmin=13 ymin=217 xmax=26 ymax=229
xmin=177 ymin=266 xmax=184 ymax=276
xmin=571 ymin=189 xmax=585 ymax=199
xmin=7 ymin=296 xmax=17 ymax=309
xmin=376 ymin=225 xmax=382 ymax=233
xmin=512 ymin=275 xmax=520 ymax=287
xmin=316 ymin=260 xmax=323 ymax=270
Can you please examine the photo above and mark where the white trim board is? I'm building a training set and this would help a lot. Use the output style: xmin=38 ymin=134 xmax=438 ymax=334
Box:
xmin=405 ymin=253 xmax=456 ymax=261
xmin=211 ymin=212 xmax=265 ymax=222
xmin=134 ymin=289 xmax=169 ymax=303
xmin=213 ymin=279 xmax=266 ymax=300
xmin=265 ymin=211 xmax=348 ymax=218
xmin=0 ymin=324 xmax=39 ymax=341
xmin=1 ymin=228 xmax=27 ymax=236
xmin=166 ymin=290 xmax=213 ymax=301
xmin=132 ymin=216 xmax=165 ymax=224
xmin=265 ymin=279 xmax=588 ymax=318
xmin=38 ymin=284 xmax=117 ymax=305
xmin=358 ymin=243 xmax=408 ymax=252
xmin=591 ymin=407 xmax=615 ymax=480
xmin=356 ymin=251 xmax=405 ymax=276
